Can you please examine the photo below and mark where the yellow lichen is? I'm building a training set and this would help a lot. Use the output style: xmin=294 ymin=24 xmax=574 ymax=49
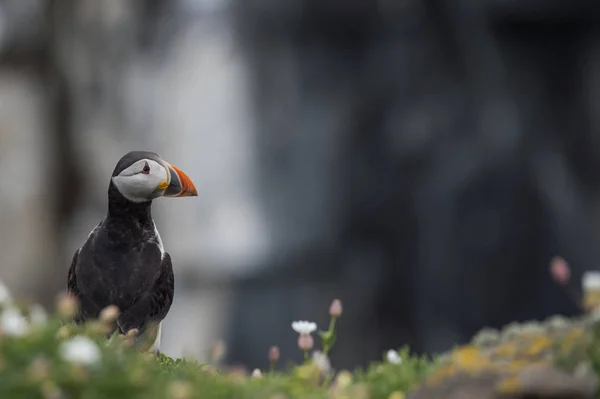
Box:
xmin=501 ymin=359 xmax=547 ymax=375
xmin=557 ymin=327 xmax=590 ymax=358
xmin=524 ymin=335 xmax=552 ymax=357
xmin=495 ymin=376 xmax=520 ymax=394
xmin=562 ymin=327 xmax=584 ymax=348
xmin=451 ymin=345 xmax=491 ymax=373
xmin=495 ymin=359 xmax=529 ymax=375
xmin=493 ymin=343 xmax=518 ymax=358
xmin=426 ymin=345 xmax=497 ymax=386
xmin=424 ymin=364 xmax=456 ymax=387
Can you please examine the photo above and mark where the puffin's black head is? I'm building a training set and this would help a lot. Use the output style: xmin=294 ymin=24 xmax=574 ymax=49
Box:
xmin=111 ymin=151 xmax=198 ymax=203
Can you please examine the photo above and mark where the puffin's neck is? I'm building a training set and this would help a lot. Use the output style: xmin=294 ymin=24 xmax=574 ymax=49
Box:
xmin=107 ymin=180 xmax=153 ymax=225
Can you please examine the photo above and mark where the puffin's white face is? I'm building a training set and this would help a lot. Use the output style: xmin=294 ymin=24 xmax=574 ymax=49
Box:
xmin=112 ymin=159 xmax=170 ymax=203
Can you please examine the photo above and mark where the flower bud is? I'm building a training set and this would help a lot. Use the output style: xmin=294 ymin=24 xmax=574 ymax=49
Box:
xmin=251 ymin=368 xmax=263 ymax=378
xmin=268 ymin=346 xmax=280 ymax=363
xmin=210 ymin=339 xmax=227 ymax=363
xmin=28 ymin=358 xmax=51 ymax=382
xmin=126 ymin=328 xmax=139 ymax=337
xmin=298 ymin=333 xmax=314 ymax=352
xmin=56 ymin=326 xmax=70 ymax=340
xmin=99 ymin=305 xmax=120 ymax=323
xmin=335 ymin=370 xmax=353 ymax=389
xmin=168 ymin=381 xmax=193 ymax=399
xmin=88 ymin=320 xmax=111 ymax=336
xmin=550 ymin=257 xmax=570 ymax=286
xmin=56 ymin=293 xmax=79 ymax=319
xmin=118 ymin=334 xmax=135 ymax=349
xmin=329 ymin=299 xmax=343 ymax=318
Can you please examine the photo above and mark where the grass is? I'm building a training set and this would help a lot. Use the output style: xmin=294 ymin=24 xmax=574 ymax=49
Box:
xmin=0 ymin=289 xmax=599 ymax=399
xmin=0 ymin=294 xmax=440 ymax=399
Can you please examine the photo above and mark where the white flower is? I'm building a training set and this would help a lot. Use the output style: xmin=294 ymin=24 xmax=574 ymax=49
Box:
xmin=1 ymin=306 xmax=29 ymax=337
xmin=386 ymin=349 xmax=402 ymax=364
xmin=291 ymin=321 xmax=317 ymax=335
xmin=251 ymin=368 xmax=263 ymax=378
xmin=59 ymin=336 xmax=101 ymax=366
xmin=312 ymin=351 xmax=332 ymax=376
xmin=0 ymin=280 xmax=12 ymax=305
xmin=583 ymin=271 xmax=600 ymax=291
xmin=29 ymin=304 xmax=48 ymax=326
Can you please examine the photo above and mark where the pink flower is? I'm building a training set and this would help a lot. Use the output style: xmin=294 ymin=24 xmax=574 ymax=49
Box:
xmin=329 ymin=299 xmax=343 ymax=318
xmin=268 ymin=346 xmax=280 ymax=363
xmin=298 ymin=333 xmax=314 ymax=352
xmin=550 ymin=256 xmax=570 ymax=286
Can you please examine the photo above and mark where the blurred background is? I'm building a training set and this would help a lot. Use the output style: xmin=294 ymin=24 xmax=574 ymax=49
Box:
xmin=1 ymin=0 xmax=600 ymax=372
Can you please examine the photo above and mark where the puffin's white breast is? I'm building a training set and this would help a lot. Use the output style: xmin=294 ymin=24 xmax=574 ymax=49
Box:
xmin=149 ymin=322 xmax=162 ymax=353
xmin=152 ymin=221 xmax=165 ymax=256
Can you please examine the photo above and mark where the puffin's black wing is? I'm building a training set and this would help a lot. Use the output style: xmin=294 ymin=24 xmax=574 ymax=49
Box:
xmin=116 ymin=252 xmax=174 ymax=334
xmin=67 ymin=222 xmax=104 ymax=324
xmin=66 ymin=249 xmax=85 ymax=323
xmin=67 ymin=249 xmax=80 ymax=297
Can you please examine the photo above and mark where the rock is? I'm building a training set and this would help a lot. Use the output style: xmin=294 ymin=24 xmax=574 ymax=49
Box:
xmin=407 ymin=372 xmax=499 ymax=399
xmin=407 ymin=313 xmax=600 ymax=399
xmin=472 ymin=328 xmax=500 ymax=348
xmin=546 ymin=315 xmax=571 ymax=332
xmin=408 ymin=365 xmax=598 ymax=399
xmin=509 ymin=364 xmax=598 ymax=398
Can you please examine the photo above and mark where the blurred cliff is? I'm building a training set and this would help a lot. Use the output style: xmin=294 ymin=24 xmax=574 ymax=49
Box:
xmin=1 ymin=0 xmax=600 ymax=371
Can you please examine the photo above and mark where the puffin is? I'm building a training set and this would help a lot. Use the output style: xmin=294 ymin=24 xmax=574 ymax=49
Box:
xmin=66 ymin=151 xmax=198 ymax=353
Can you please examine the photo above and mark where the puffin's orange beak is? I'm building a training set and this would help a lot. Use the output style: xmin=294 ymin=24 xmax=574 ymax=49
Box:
xmin=163 ymin=162 xmax=198 ymax=197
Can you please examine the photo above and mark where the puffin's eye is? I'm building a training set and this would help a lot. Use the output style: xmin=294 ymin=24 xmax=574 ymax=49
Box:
xmin=142 ymin=162 xmax=151 ymax=174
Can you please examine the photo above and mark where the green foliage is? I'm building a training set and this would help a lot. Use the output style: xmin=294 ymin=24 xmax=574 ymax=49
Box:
xmin=0 ymin=299 xmax=440 ymax=399
xmin=6 ymin=293 xmax=600 ymax=399
xmin=6 ymin=296 xmax=600 ymax=399
xmin=319 ymin=317 xmax=337 ymax=356
xmin=588 ymin=319 xmax=600 ymax=383
xmin=355 ymin=347 xmax=439 ymax=399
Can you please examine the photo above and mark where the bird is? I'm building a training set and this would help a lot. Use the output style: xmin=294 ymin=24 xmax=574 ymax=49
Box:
xmin=66 ymin=151 xmax=198 ymax=354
